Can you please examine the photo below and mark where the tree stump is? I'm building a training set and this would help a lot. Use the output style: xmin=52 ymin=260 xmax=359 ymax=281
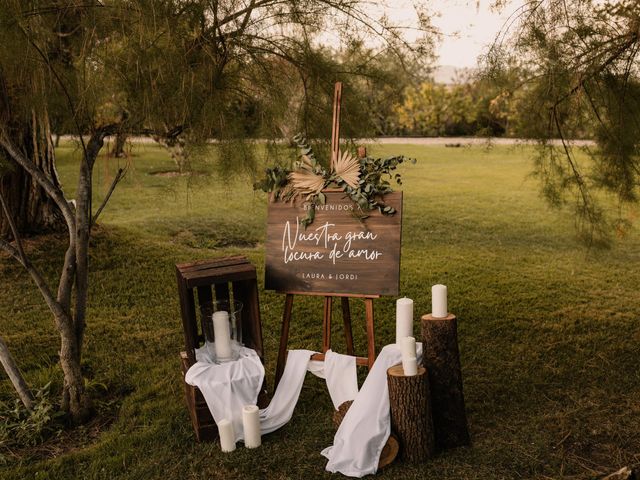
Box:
xmin=421 ymin=313 xmax=471 ymax=450
xmin=387 ymin=364 xmax=435 ymax=463
xmin=332 ymin=400 xmax=353 ymax=429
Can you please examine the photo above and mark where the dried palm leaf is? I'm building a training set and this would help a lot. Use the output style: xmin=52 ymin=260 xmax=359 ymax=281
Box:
xmin=333 ymin=149 xmax=361 ymax=189
xmin=297 ymin=154 xmax=316 ymax=171
xmin=288 ymin=170 xmax=325 ymax=195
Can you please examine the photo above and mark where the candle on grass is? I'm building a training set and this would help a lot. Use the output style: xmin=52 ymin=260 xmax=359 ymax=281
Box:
xmin=399 ymin=336 xmax=416 ymax=360
xmin=242 ymin=405 xmax=261 ymax=448
xmin=217 ymin=419 xmax=236 ymax=452
xmin=213 ymin=311 xmax=232 ymax=360
xmin=395 ymin=297 xmax=414 ymax=344
xmin=431 ymin=284 xmax=448 ymax=318
xmin=402 ymin=356 xmax=418 ymax=376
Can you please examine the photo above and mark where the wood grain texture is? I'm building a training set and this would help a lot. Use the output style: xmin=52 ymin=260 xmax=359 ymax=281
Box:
xmin=265 ymin=191 xmax=402 ymax=296
xmin=387 ymin=364 xmax=435 ymax=463
xmin=420 ymin=314 xmax=471 ymax=450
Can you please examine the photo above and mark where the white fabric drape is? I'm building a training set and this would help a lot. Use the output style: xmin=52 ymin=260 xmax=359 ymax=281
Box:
xmin=184 ymin=345 xmax=265 ymax=442
xmin=308 ymin=349 xmax=359 ymax=409
xmin=184 ymin=347 xmax=359 ymax=440
xmin=185 ymin=342 xmax=418 ymax=477
xmin=321 ymin=343 xmax=423 ymax=477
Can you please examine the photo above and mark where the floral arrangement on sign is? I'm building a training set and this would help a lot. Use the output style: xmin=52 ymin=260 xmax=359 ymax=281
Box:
xmin=254 ymin=135 xmax=415 ymax=227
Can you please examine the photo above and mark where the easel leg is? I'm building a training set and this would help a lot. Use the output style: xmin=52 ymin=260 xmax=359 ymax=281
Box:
xmin=322 ymin=296 xmax=333 ymax=353
xmin=341 ymin=297 xmax=354 ymax=355
xmin=275 ymin=293 xmax=294 ymax=389
xmin=364 ymin=298 xmax=376 ymax=369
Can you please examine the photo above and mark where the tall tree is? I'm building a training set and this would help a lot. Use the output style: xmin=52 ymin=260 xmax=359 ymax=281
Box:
xmin=487 ymin=0 xmax=640 ymax=245
xmin=0 ymin=0 xmax=434 ymax=422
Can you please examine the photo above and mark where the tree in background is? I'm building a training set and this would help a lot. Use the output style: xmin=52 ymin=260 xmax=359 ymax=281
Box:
xmin=0 ymin=0 xmax=434 ymax=423
xmin=487 ymin=0 xmax=640 ymax=245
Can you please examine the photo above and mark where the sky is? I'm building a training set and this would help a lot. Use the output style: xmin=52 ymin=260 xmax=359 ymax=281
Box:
xmin=387 ymin=0 xmax=527 ymax=68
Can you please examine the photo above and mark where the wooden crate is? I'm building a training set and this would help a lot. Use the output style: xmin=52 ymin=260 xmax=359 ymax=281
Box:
xmin=176 ymin=256 xmax=267 ymax=442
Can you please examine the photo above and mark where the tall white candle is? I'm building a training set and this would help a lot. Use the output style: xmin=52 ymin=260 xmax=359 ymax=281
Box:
xmin=402 ymin=356 xmax=418 ymax=376
xmin=395 ymin=297 xmax=413 ymax=344
xmin=432 ymin=284 xmax=448 ymax=318
xmin=213 ymin=311 xmax=232 ymax=360
xmin=242 ymin=405 xmax=261 ymax=448
xmin=399 ymin=336 xmax=416 ymax=360
xmin=217 ymin=419 xmax=236 ymax=452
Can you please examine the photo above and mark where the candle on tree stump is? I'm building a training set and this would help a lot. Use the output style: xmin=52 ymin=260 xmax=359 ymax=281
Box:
xmin=402 ymin=356 xmax=418 ymax=376
xmin=431 ymin=285 xmax=447 ymax=318
xmin=399 ymin=336 xmax=416 ymax=359
xmin=217 ymin=419 xmax=236 ymax=452
xmin=242 ymin=405 xmax=262 ymax=448
xmin=395 ymin=297 xmax=414 ymax=344
xmin=213 ymin=311 xmax=232 ymax=360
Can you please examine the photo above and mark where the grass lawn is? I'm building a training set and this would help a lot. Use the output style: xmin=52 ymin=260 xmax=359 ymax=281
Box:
xmin=1 ymin=141 xmax=639 ymax=479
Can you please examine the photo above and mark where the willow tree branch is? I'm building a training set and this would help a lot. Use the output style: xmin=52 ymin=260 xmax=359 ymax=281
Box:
xmin=0 ymin=335 xmax=34 ymax=410
xmin=0 ymin=132 xmax=75 ymax=230
xmin=91 ymin=167 xmax=126 ymax=226
xmin=0 ymin=189 xmax=25 ymax=262
xmin=0 ymin=239 xmax=67 ymax=321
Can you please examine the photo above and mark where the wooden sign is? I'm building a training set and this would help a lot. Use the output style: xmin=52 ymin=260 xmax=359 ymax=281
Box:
xmin=265 ymin=191 xmax=402 ymax=296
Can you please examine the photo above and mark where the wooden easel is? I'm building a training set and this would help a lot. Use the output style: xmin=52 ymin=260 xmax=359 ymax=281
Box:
xmin=274 ymin=82 xmax=379 ymax=388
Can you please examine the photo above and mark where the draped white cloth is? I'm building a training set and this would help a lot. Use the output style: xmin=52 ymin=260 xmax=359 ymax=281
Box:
xmin=321 ymin=343 xmax=423 ymax=477
xmin=184 ymin=346 xmax=359 ymax=440
xmin=184 ymin=345 xmax=265 ymax=442
xmin=185 ymin=341 xmax=418 ymax=477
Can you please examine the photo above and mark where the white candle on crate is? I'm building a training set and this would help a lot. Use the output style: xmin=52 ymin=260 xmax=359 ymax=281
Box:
xmin=395 ymin=297 xmax=414 ymax=344
xmin=399 ymin=336 xmax=416 ymax=360
xmin=217 ymin=419 xmax=236 ymax=452
xmin=402 ymin=356 xmax=418 ymax=376
xmin=242 ymin=405 xmax=262 ymax=448
xmin=432 ymin=284 xmax=448 ymax=318
xmin=213 ymin=311 xmax=232 ymax=360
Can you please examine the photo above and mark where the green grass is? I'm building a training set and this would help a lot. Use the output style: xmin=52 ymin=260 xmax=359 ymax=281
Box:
xmin=1 ymin=141 xmax=639 ymax=479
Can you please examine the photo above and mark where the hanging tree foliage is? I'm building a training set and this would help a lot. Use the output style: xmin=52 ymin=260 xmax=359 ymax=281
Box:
xmin=0 ymin=0 xmax=435 ymax=423
xmin=486 ymin=0 xmax=640 ymax=246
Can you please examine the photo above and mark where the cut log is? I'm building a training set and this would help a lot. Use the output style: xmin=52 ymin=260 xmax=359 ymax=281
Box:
xmin=332 ymin=400 xmax=353 ymax=429
xmin=387 ymin=364 xmax=435 ymax=463
xmin=421 ymin=313 xmax=471 ymax=450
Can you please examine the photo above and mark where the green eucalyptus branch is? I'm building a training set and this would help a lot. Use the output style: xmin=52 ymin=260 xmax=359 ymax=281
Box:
xmin=254 ymin=134 xmax=416 ymax=227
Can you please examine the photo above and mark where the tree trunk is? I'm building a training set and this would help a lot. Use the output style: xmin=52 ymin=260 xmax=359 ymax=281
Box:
xmin=58 ymin=316 xmax=89 ymax=423
xmin=387 ymin=364 xmax=435 ymax=463
xmin=0 ymin=334 xmax=34 ymax=410
xmin=420 ymin=313 xmax=471 ymax=450
xmin=111 ymin=132 xmax=127 ymax=157
xmin=0 ymin=113 xmax=64 ymax=238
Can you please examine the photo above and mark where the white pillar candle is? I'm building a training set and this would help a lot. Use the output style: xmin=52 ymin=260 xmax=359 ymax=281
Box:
xmin=242 ymin=405 xmax=261 ymax=448
xmin=399 ymin=336 xmax=416 ymax=360
xmin=432 ymin=284 xmax=448 ymax=318
xmin=213 ymin=311 xmax=232 ymax=360
xmin=402 ymin=356 xmax=418 ymax=376
xmin=395 ymin=297 xmax=414 ymax=344
xmin=217 ymin=419 xmax=236 ymax=453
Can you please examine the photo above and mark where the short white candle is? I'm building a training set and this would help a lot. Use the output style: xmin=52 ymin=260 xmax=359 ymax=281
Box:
xmin=217 ymin=419 xmax=236 ymax=452
xmin=395 ymin=297 xmax=413 ymax=344
xmin=432 ymin=284 xmax=448 ymax=318
xmin=402 ymin=356 xmax=418 ymax=376
xmin=242 ymin=405 xmax=261 ymax=448
xmin=213 ymin=311 xmax=232 ymax=360
xmin=399 ymin=336 xmax=416 ymax=360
